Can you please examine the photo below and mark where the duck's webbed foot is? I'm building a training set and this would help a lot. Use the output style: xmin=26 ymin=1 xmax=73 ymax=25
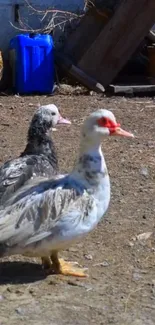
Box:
xmin=42 ymin=252 xmax=88 ymax=277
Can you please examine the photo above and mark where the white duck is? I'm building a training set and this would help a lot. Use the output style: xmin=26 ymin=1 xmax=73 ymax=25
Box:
xmin=0 ymin=109 xmax=134 ymax=277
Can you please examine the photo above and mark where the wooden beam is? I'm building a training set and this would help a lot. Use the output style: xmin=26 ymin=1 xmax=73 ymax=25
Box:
xmin=108 ymin=84 xmax=155 ymax=95
xmin=78 ymin=0 xmax=155 ymax=87
xmin=55 ymin=53 xmax=105 ymax=93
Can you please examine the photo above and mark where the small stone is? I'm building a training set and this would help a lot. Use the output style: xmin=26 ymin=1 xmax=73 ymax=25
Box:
xmin=128 ymin=241 xmax=134 ymax=247
xmin=93 ymin=261 xmax=109 ymax=267
xmin=132 ymin=271 xmax=142 ymax=281
xmin=100 ymin=261 xmax=109 ymax=267
xmin=28 ymin=103 xmax=33 ymax=107
xmin=136 ymin=232 xmax=153 ymax=241
xmin=140 ymin=167 xmax=149 ymax=177
xmin=15 ymin=307 xmax=24 ymax=315
xmin=147 ymin=141 xmax=155 ymax=148
xmin=84 ymin=254 xmax=93 ymax=260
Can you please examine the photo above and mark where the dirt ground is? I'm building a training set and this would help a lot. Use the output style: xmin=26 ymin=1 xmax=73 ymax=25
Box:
xmin=0 ymin=91 xmax=155 ymax=325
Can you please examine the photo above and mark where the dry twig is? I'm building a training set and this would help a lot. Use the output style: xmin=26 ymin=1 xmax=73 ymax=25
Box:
xmin=10 ymin=0 xmax=83 ymax=35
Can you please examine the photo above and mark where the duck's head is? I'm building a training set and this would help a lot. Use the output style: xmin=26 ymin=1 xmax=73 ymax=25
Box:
xmin=82 ymin=109 xmax=134 ymax=140
xmin=34 ymin=104 xmax=71 ymax=129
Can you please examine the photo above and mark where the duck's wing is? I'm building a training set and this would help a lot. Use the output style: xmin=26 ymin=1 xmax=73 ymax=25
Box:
xmin=0 ymin=157 xmax=33 ymax=204
xmin=0 ymin=155 xmax=57 ymax=205
xmin=0 ymin=176 xmax=96 ymax=255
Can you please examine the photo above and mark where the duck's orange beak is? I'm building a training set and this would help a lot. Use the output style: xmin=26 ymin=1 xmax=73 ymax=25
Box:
xmin=112 ymin=127 xmax=134 ymax=138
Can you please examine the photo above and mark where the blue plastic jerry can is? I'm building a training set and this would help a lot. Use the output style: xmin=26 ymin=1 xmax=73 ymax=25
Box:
xmin=9 ymin=33 xmax=54 ymax=94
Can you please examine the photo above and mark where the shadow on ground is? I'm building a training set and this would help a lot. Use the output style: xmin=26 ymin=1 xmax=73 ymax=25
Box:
xmin=0 ymin=261 xmax=46 ymax=284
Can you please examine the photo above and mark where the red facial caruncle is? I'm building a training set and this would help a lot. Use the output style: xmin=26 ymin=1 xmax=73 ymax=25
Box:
xmin=97 ymin=116 xmax=134 ymax=138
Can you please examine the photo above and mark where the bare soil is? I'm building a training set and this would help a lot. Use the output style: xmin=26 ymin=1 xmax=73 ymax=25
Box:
xmin=0 ymin=92 xmax=155 ymax=325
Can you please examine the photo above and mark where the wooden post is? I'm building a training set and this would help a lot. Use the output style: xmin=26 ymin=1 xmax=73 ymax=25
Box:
xmin=63 ymin=7 xmax=111 ymax=64
xmin=78 ymin=0 xmax=155 ymax=87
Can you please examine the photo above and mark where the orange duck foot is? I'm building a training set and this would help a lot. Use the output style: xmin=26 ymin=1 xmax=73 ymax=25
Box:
xmin=42 ymin=254 xmax=88 ymax=277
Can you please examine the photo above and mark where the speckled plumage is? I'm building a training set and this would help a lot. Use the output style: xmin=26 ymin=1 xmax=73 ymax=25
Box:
xmin=0 ymin=156 xmax=109 ymax=257
xmin=0 ymin=104 xmax=70 ymax=205
xmin=0 ymin=109 xmax=133 ymax=268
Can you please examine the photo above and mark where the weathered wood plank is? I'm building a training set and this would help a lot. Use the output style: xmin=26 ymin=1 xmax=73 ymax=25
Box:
xmin=78 ymin=0 xmax=155 ymax=87
xmin=55 ymin=52 xmax=105 ymax=93
xmin=108 ymin=84 xmax=155 ymax=94
xmin=63 ymin=8 xmax=110 ymax=64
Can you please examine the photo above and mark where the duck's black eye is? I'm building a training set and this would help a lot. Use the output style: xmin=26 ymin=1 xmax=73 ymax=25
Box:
xmin=51 ymin=112 xmax=56 ymax=116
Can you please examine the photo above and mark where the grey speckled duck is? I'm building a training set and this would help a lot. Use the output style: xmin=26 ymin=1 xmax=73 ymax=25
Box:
xmin=0 ymin=109 xmax=134 ymax=277
xmin=0 ymin=104 xmax=71 ymax=205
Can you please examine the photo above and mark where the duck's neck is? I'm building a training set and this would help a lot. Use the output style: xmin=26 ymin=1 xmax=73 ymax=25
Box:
xmin=20 ymin=127 xmax=58 ymax=168
xmin=72 ymin=138 xmax=109 ymax=188
xmin=73 ymin=137 xmax=110 ymax=222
